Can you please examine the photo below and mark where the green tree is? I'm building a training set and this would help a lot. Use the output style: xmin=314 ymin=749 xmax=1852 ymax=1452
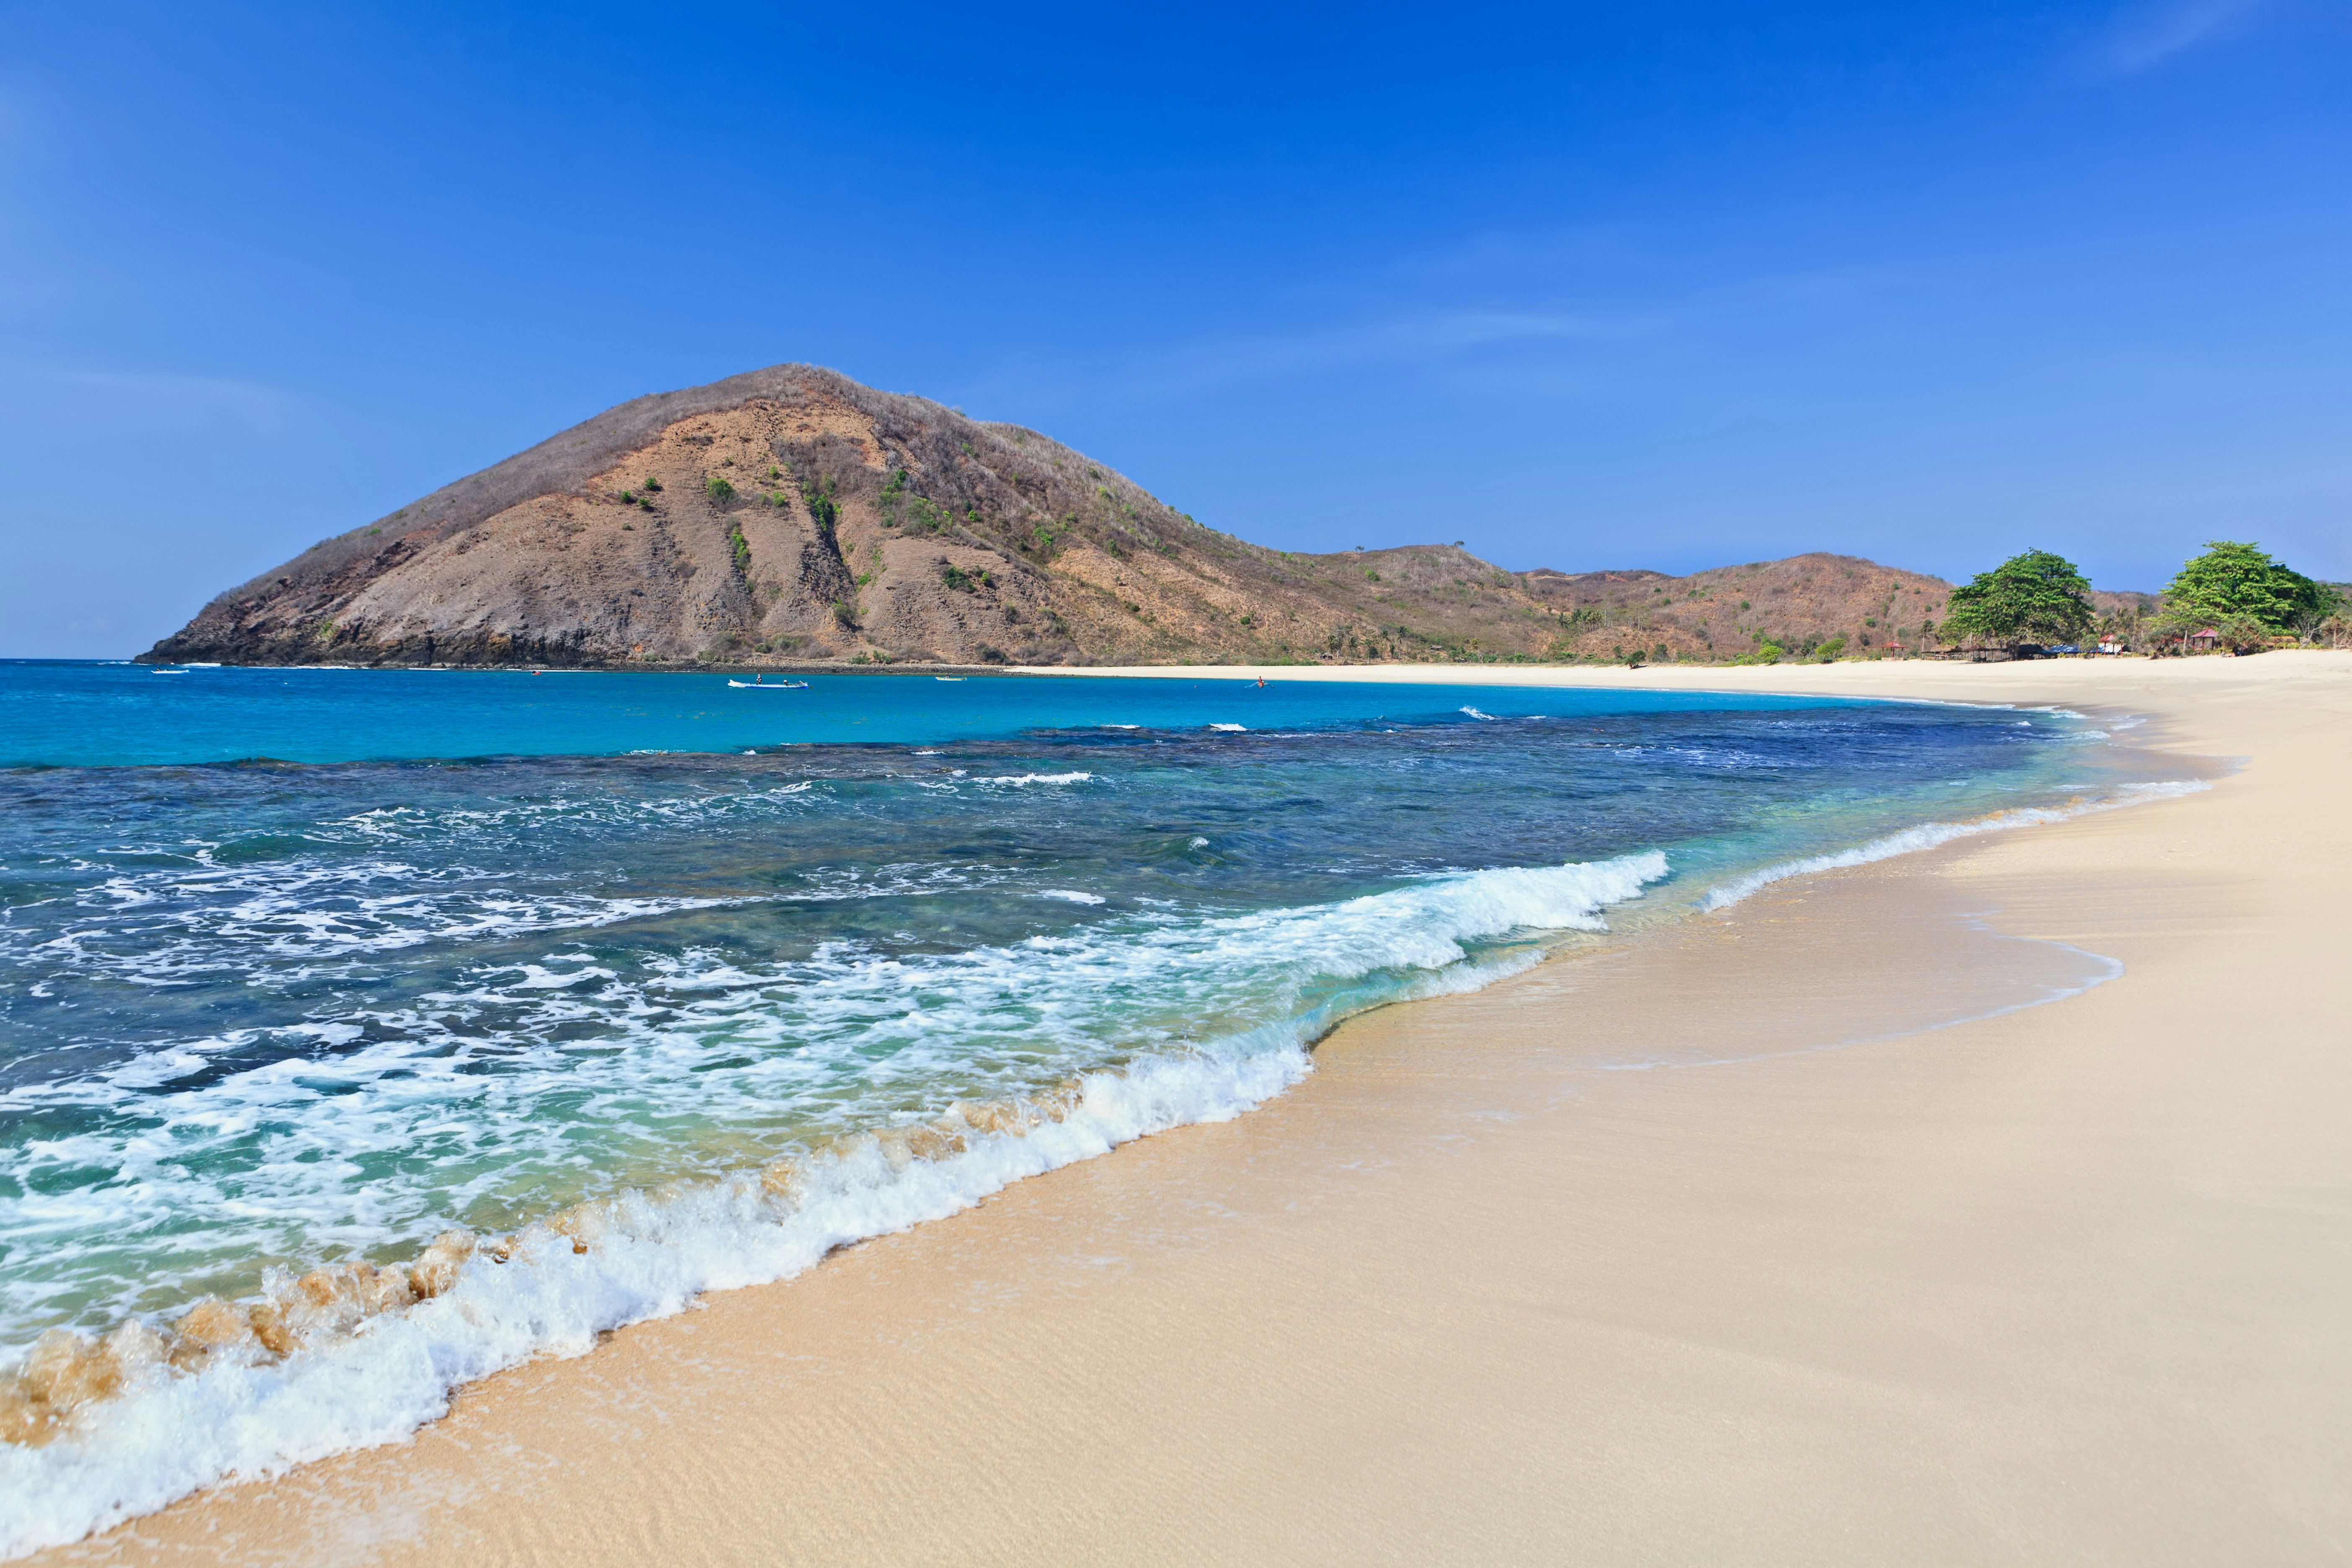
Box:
xmin=2162 ymin=541 xmax=2334 ymax=633
xmin=2147 ymin=604 xmax=2272 ymax=656
xmin=1941 ymin=549 xmax=2094 ymax=650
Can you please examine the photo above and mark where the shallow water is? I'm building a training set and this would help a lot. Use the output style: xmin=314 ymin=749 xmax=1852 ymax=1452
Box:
xmin=0 ymin=664 xmax=2183 ymax=1554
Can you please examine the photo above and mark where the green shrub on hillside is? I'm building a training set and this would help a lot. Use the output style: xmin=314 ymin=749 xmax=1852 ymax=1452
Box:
xmin=801 ymin=477 xmax=840 ymax=549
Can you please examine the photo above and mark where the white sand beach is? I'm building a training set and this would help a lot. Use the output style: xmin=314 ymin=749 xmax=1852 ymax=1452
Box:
xmin=40 ymin=652 xmax=2352 ymax=1567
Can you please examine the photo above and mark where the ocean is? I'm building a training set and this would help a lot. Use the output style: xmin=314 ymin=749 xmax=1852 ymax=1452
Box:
xmin=0 ymin=661 xmax=2193 ymax=1552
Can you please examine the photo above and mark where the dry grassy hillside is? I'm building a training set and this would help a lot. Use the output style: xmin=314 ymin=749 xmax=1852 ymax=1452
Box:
xmin=145 ymin=364 xmax=1977 ymax=670
xmin=1524 ymin=554 xmax=1959 ymax=661
xmin=145 ymin=366 xmax=1585 ymax=669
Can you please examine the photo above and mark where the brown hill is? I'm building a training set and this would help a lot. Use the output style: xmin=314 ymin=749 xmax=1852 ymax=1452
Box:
xmin=143 ymin=364 xmax=1962 ymax=669
xmin=145 ymin=365 xmax=1544 ymax=669
xmin=1524 ymin=554 xmax=1961 ymax=660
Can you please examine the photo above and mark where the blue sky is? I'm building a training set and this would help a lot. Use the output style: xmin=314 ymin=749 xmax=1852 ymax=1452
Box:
xmin=3 ymin=0 xmax=2346 ymax=657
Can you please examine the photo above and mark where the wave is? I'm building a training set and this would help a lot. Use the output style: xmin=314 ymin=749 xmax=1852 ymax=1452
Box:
xmin=324 ymin=779 xmax=825 ymax=844
xmin=0 ymin=851 xmax=1669 ymax=1555
xmin=1700 ymin=781 xmax=2210 ymax=911
xmin=0 ymin=1059 xmax=1296 ymax=1557
xmin=0 ymin=779 xmax=1000 ymax=989
xmin=13 ymin=856 xmax=756 ymax=983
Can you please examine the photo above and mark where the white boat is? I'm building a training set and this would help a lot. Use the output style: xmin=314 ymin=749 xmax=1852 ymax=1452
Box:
xmin=728 ymin=677 xmax=809 ymax=689
xmin=151 ymin=669 xmax=190 ymax=675
xmin=935 ymin=676 xmax=966 ymax=681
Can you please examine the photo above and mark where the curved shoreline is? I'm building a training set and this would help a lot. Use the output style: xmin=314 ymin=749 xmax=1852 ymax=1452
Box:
xmin=28 ymin=653 xmax=2352 ymax=1565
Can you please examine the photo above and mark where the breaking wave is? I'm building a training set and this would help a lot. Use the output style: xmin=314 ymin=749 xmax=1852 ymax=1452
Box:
xmin=0 ymin=851 xmax=1668 ymax=1557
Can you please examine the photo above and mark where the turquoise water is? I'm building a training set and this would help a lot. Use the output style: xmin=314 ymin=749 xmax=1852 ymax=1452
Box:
xmin=0 ymin=661 xmax=2173 ymax=1551
xmin=1 ymin=660 xmax=1830 ymax=767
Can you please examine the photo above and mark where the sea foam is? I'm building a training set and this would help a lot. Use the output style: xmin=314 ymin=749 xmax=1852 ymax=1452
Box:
xmin=0 ymin=850 xmax=1668 ymax=1557
xmin=1700 ymin=780 xmax=2211 ymax=911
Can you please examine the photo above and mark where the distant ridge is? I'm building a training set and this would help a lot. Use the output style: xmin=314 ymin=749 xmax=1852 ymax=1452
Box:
xmin=146 ymin=364 xmax=1966 ymax=668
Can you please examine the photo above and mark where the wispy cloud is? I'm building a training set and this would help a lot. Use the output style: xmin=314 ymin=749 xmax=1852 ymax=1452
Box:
xmin=2089 ymin=0 xmax=2269 ymax=74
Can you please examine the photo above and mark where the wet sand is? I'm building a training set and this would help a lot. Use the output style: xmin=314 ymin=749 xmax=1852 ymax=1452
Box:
xmin=41 ymin=653 xmax=2352 ymax=1566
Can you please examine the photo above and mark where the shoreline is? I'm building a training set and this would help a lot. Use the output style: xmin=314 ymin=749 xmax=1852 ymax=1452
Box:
xmin=29 ymin=653 xmax=2352 ymax=1565
xmin=90 ymin=650 xmax=2211 ymax=681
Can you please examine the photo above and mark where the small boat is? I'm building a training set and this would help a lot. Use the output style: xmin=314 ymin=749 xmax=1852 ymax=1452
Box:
xmin=935 ymin=676 xmax=966 ymax=682
xmin=151 ymin=668 xmax=190 ymax=675
xmin=728 ymin=676 xmax=809 ymax=689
